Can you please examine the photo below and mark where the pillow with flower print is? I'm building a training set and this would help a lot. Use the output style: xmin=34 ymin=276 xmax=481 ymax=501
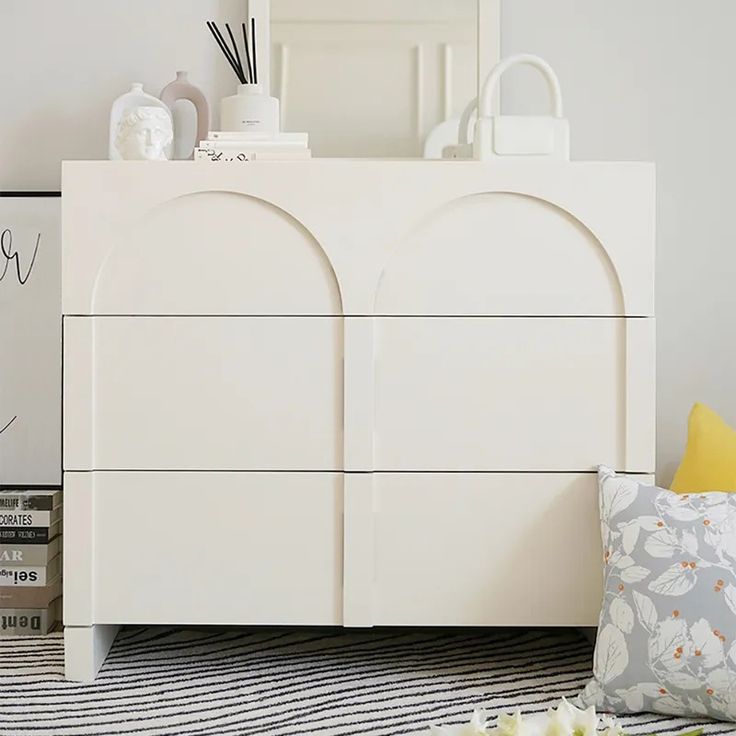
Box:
xmin=578 ymin=466 xmax=736 ymax=722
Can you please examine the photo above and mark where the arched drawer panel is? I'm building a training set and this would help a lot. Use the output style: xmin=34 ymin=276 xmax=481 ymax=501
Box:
xmin=375 ymin=192 xmax=625 ymax=316
xmin=73 ymin=190 xmax=342 ymax=316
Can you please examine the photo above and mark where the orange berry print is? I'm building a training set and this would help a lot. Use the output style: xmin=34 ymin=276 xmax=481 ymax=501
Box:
xmin=681 ymin=561 xmax=689 ymax=568
xmin=704 ymin=519 xmax=711 ymax=526
xmin=718 ymin=580 xmax=725 ymax=587
xmin=690 ymin=562 xmax=697 ymax=569
xmin=659 ymin=688 xmax=667 ymax=695
xmin=672 ymin=610 xmax=680 ymax=618
xmin=707 ymin=688 xmax=714 ymax=696
xmin=721 ymin=635 xmax=726 ymax=642
xmin=657 ymin=521 xmax=665 ymax=527
xmin=715 ymin=586 xmax=723 ymax=592
xmin=676 ymin=646 xmax=684 ymax=654
xmin=618 ymin=584 xmax=625 ymax=592
xmin=674 ymin=652 xmax=681 ymax=659
xmin=695 ymin=649 xmax=702 ymax=656
xmin=714 ymin=629 xmax=722 ymax=637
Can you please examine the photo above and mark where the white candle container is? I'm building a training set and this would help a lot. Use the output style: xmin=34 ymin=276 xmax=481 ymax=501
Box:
xmin=220 ymin=83 xmax=280 ymax=134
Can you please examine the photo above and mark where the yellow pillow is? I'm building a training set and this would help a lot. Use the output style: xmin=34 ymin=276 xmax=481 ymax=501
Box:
xmin=671 ymin=402 xmax=736 ymax=492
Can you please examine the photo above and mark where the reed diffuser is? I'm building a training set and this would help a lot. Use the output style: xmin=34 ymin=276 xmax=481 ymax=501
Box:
xmin=207 ymin=18 xmax=279 ymax=134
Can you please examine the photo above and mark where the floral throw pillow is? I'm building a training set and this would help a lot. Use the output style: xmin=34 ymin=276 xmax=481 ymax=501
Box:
xmin=579 ymin=466 xmax=736 ymax=721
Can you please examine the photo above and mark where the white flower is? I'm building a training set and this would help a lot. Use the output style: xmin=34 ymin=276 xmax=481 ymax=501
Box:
xmin=430 ymin=708 xmax=491 ymax=736
xmin=489 ymin=710 xmax=544 ymax=736
xmin=544 ymin=698 xmax=599 ymax=736
xmin=600 ymin=715 xmax=625 ymax=736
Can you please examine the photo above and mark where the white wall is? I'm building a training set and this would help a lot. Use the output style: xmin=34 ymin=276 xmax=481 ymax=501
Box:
xmin=501 ymin=0 xmax=736 ymax=482
xmin=0 ymin=0 xmax=246 ymax=190
xmin=1 ymin=0 xmax=730 ymax=481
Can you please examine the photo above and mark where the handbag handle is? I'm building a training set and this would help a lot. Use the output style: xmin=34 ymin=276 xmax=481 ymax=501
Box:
xmin=458 ymin=97 xmax=478 ymax=146
xmin=479 ymin=53 xmax=564 ymax=119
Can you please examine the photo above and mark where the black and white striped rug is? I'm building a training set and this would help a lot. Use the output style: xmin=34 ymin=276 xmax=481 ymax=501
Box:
xmin=0 ymin=627 xmax=732 ymax=735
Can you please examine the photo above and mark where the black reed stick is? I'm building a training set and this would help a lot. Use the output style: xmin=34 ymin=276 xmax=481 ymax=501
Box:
xmin=251 ymin=17 xmax=258 ymax=84
xmin=241 ymin=21 xmax=254 ymax=83
xmin=207 ymin=21 xmax=245 ymax=84
xmin=212 ymin=22 xmax=244 ymax=82
xmin=225 ymin=23 xmax=245 ymax=83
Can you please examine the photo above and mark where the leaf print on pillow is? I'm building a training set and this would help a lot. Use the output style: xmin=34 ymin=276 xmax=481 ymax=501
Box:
xmin=644 ymin=529 xmax=680 ymax=558
xmin=638 ymin=516 xmax=666 ymax=531
xmin=690 ymin=618 xmax=725 ymax=670
xmin=632 ymin=590 xmax=658 ymax=633
xmin=687 ymin=697 xmax=710 ymax=717
xmin=594 ymin=623 xmax=629 ymax=685
xmin=724 ymin=584 xmax=736 ymax=617
xmin=648 ymin=563 xmax=697 ymax=596
xmin=652 ymin=694 xmax=688 ymax=715
xmin=621 ymin=565 xmax=651 ymax=583
xmin=601 ymin=478 xmax=639 ymax=521
xmin=649 ymin=618 xmax=690 ymax=671
xmin=664 ymin=505 xmax=701 ymax=522
xmin=610 ymin=597 xmax=635 ymax=634
xmin=706 ymin=667 xmax=733 ymax=693
xmin=663 ymin=671 xmax=705 ymax=690
xmin=614 ymin=685 xmax=644 ymax=711
xmin=578 ymin=678 xmax=606 ymax=708
xmin=618 ymin=520 xmax=641 ymax=555
xmin=614 ymin=555 xmax=635 ymax=570
xmin=681 ymin=530 xmax=699 ymax=556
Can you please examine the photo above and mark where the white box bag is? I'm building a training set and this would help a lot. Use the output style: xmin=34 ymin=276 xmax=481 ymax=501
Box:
xmin=445 ymin=53 xmax=570 ymax=161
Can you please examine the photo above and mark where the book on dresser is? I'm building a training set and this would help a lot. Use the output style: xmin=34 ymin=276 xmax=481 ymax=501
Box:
xmin=0 ymin=488 xmax=62 ymax=635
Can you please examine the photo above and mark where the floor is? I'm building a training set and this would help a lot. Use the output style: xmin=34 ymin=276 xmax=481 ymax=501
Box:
xmin=0 ymin=627 xmax=732 ymax=735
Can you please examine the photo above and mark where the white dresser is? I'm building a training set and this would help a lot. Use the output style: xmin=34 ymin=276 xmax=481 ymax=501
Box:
xmin=62 ymin=160 xmax=655 ymax=680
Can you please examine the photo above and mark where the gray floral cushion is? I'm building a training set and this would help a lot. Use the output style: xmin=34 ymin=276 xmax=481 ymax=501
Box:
xmin=579 ymin=466 xmax=736 ymax=721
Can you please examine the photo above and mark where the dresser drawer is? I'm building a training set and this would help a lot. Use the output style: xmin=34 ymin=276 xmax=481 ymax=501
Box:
xmin=64 ymin=471 xmax=343 ymax=625
xmin=64 ymin=316 xmax=343 ymax=471
xmin=374 ymin=317 xmax=654 ymax=472
xmin=372 ymin=472 xmax=652 ymax=627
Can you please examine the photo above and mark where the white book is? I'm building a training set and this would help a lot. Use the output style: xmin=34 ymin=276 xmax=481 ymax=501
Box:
xmin=200 ymin=140 xmax=307 ymax=151
xmin=208 ymin=131 xmax=308 ymax=145
xmin=0 ymin=554 xmax=62 ymax=586
xmin=0 ymin=507 xmax=62 ymax=528
xmin=194 ymin=148 xmax=312 ymax=162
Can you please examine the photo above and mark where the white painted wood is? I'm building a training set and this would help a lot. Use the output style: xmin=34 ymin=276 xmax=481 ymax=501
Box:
xmin=62 ymin=318 xmax=94 ymax=472
xmin=0 ymin=197 xmax=61 ymax=484
xmin=270 ymin=0 xmax=497 ymax=158
xmin=62 ymin=159 xmax=655 ymax=677
xmin=374 ymin=317 xmax=653 ymax=472
xmin=372 ymin=473 xmax=654 ymax=626
xmin=62 ymin=161 xmax=655 ymax=317
xmin=66 ymin=472 xmax=342 ymax=625
xmin=64 ymin=317 xmax=343 ymax=471
xmin=626 ymin=319 xmax=657 ymax=472
xmin=343 ymin=318 xmax=374 ymax=472
xmin=63 ymin=473 xmax=95 ymax=626
xmin=64 ymin=625 xmax=120 ymax=683
xmin=343 ymin=473 xmax=374 ymax=627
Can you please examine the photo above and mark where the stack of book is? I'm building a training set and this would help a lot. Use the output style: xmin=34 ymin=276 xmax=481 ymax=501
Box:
xmin=0 ymin=489 xmax=62 ymax=635
xmin=194 ymin=131 xmax=311 ymax=162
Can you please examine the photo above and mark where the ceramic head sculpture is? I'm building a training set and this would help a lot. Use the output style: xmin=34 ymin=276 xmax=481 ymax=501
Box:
xmin=114 ymin=106 xmax=173 ymax=161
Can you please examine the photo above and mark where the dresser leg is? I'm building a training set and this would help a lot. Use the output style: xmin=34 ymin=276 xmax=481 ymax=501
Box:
xmin=65 ymin=624 xmax=120 ymax=682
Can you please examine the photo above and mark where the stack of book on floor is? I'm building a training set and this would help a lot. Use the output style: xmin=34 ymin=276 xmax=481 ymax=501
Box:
xmin=194 ymin=131 xmax=311 ymax=162
xmin=0 ymin=489 xmax=62 ymax=635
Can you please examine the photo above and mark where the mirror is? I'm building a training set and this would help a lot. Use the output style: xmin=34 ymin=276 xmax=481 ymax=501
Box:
xmin=269 ymin=0 xmax=500 ymax=157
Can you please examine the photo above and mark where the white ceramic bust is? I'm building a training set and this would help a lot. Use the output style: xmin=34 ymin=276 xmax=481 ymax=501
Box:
xmin=114 ymin=106 xmax=173 ymax=161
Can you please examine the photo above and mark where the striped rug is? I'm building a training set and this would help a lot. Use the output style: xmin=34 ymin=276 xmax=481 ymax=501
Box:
xmin=0 ymin=627 xmax=733 ymax=735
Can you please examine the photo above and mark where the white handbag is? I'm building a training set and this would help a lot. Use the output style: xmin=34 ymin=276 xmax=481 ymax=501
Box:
xmin=444 ymin=53 xmax=570 ymax=161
